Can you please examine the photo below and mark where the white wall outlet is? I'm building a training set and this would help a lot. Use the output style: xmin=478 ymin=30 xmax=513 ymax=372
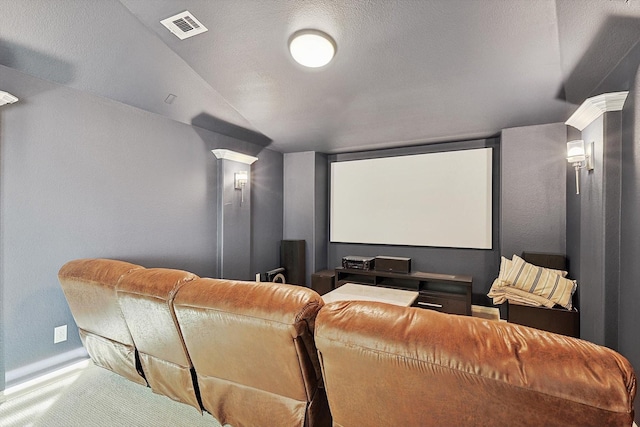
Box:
xmin=255 ymin=273 xmax=261 ymax=282
xmin=54 ymin=325 xmax=67 ymax=344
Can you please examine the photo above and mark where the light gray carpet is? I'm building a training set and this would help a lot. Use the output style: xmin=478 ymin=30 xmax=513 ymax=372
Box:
xmin=0 ymin=363 xmax=229 ymax=427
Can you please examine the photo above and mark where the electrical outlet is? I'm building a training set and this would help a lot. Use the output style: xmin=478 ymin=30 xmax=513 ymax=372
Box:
xmin=54 ymin=325 xmax=67 ymax=344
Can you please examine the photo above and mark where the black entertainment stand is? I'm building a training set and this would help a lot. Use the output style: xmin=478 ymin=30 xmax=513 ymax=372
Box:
xmin=334 ymin=267 xmax=472 ymax=316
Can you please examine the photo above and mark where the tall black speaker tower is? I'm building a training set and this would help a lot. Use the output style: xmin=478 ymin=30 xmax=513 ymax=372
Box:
xmin=281 ymin=240 xmax=306 ymax=286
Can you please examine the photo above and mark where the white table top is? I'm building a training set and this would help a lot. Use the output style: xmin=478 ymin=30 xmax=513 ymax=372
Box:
xmin=322 ymin=283 xmax=418 ymax=307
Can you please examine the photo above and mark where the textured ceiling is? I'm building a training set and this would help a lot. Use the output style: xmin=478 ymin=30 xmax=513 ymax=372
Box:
xmin=1 ymin=0 xmax=639 ymax=153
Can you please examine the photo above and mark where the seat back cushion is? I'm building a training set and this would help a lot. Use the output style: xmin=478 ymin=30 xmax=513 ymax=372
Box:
xmin=58 ymin=258 xmax=146 ymax=385
xmin=116 ymin=268 xmax=201 ymax=410
xmin=174 ymin=278 xmax=327 ymax=427
xmin=315 ymin=301 xmax=636 ymax=427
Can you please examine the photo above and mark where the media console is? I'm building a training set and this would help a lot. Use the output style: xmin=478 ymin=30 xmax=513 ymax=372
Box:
xmin=334 ymin=267 xmax=472 ymax=316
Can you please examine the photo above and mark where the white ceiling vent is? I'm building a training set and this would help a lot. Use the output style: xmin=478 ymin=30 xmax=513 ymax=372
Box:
xmin=160 ymin=11 xmax=208 ymax=40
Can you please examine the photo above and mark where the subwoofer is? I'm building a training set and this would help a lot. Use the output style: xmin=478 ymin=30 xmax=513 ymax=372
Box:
xmin=281 ymin=240 xmax=306 ymax=286
xmin=311 ymin=270 xmax=335 ymax=295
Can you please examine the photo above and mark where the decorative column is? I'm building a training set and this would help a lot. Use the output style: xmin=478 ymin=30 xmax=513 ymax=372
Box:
xmin=565 ymin=91 xmax=628 ymax=346
xmin=212 ymin=149 xmax=258 ymax=280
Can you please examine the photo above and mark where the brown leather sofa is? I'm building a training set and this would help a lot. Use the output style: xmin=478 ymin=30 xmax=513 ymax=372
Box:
xmin=58 ymin=258 xmax=331 ymax=427
xmin=315 ymin=300 xmax=637 ymax=427
xmin=59 ymin=259 xmax=636 ymax=427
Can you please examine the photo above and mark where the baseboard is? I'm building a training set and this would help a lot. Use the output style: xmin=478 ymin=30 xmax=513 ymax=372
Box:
xmin=1 ymin=357 xmax=91 ymax=403
xmin=4 ymin=346 xmax=88 ymax=389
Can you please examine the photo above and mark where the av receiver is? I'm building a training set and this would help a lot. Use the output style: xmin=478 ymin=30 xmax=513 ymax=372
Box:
xmin=342 ymin=256 xmax=375 ymax=270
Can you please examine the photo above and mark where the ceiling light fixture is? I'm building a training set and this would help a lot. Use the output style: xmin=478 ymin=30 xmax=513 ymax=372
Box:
xmin=289 ymin=30 xmax=336 ymax=68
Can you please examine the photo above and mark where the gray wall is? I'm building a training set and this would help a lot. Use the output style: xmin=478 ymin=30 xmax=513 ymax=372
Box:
xmin=314 ymin=153 xmax=329 ymax=273
xmin=250 ymin=149 xmax=284 ymax=278
xmin=577 ymin=116 xmax=606 ymax=344
xmin=603 ymin=112 xmax=622 ymax=351
xmin=328 ymin=138 xmax=500 ymax=304
xmin=500 ymin=123 xmax=567 ymax=258
xmin=619 ymin=65 xmax=640 ymax=419
xmin=216 ymin=159 xmax=252 ymax=280
xmin=283 ymin=152 xmax=314 ymax=285
xmin=566 ymin=111 xmax=623 ymax=347
xmin=283 ymin=152 xmax=328 ymax=286
xmin=0 ymin=66 xmax=283 ymax=387
xmin=565 ymin=128 xmax=582 ymax=311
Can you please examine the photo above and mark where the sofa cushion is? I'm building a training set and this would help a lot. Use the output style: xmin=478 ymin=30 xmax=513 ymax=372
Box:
xmin=58 ymin=258 xmax=147 ymax=386
xmin=116 ymin=268 xmax=201 ymax=411
xmin=174 ymin=278 xmax=330 ymax=427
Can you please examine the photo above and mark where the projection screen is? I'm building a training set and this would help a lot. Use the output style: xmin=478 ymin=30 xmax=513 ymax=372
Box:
xmin=330 ymin=148 xmax=492 ymax=249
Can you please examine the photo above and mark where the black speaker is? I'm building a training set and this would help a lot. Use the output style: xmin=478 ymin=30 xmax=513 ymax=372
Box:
xmin=375 ymin=256 xmax=411 ymax=273
xmin=281 ymin=240 xmax=306 ymax=286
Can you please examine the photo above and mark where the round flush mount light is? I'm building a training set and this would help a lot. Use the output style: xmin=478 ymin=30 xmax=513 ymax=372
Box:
xmin=288 ymin=29 xmax=336 ymax=68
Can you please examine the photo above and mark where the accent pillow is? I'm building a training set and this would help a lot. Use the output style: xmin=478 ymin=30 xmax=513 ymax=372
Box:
xmin=497 ymin=256 xmax=512 ymax=280
xmin=487 ymin=256 xmax=515 ymax=305
xmin=502 ymin=255 xmax=576 ymax=310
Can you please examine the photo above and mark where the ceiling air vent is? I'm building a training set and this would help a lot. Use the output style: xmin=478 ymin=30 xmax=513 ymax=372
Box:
xmin=160 ymin=11 xmax=208 ymax=40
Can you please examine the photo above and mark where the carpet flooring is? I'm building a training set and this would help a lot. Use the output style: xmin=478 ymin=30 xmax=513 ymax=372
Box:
xmin=0 ymin=362 xmax=228 ymax=427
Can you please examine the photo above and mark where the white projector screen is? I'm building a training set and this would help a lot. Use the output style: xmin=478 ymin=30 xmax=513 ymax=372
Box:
xmin=330 ymin=148 xmax=492 ymax=249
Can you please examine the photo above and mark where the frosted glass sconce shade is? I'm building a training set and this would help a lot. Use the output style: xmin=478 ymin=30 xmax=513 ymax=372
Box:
xmin=566 ymin=140 xmax=594 ymax=195
xmin=234 ymin=171 xmax=248 ymax=189
xmin=567 ymin=140 xmax=586 ymax=163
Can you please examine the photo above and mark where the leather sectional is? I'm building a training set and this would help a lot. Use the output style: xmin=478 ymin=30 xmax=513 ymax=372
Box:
xmin=59 ymin=258 xmax=636 ymax=427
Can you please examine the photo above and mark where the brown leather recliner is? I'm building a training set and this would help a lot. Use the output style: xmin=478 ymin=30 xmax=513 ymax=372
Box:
xmin=315 ymin=301 xmax=636 ymax=427
xmin=116 ymin=268 xmax=202 ymax=411
xmin=173 ymin=278 xmax=331 ymax=427
xmin=58 ymin=258 xmax=147 ymax=386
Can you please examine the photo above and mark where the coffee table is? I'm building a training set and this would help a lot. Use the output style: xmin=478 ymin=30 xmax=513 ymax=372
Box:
xmin=322 ymin=283 xmax=418 ymax=307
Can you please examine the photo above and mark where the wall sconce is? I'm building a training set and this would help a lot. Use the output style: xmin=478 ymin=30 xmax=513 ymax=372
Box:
xmin=211 ymin=150 xmax=257 ymax=208
xmin=566 ymin=139 xmax=594 ymax=195
xmin=234 ymin=171 xmax=248 ymax=205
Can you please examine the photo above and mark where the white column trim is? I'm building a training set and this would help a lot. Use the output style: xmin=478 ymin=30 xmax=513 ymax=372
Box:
xmin=0 ymin=90 xmax=18 ymax=106
xmin=565 ymin=91 xmax=629 ymax=131
xmin=211 ymin=149 xmax=258 ymax=165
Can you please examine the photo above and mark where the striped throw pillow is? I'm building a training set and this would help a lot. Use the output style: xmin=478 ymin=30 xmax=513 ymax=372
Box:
xmin=503 ymin=255 xmax=576 ymax=310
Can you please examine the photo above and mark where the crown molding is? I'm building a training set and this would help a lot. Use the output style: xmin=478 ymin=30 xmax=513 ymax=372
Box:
xmin=0 ymin=90 xmax=18 ymax=106
xmin=211 ymin=149 xmax=258 ymax=165
xmin=565 ymin=91 xmax=629 ymax=131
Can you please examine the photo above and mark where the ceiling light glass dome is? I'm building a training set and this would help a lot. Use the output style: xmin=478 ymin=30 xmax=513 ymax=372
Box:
xmin=289 ymin=30 xmax=336 ymax=68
